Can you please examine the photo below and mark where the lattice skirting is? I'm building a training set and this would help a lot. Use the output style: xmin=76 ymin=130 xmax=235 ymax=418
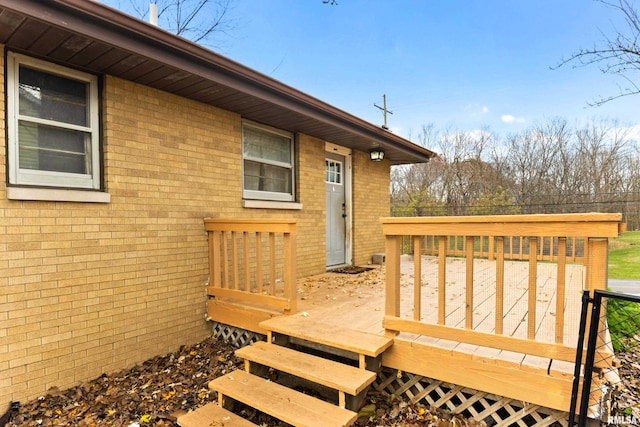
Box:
xmin=374 ymin=368 xmax=569 ymax=427
xmin=211 ymin=322 xmax=265 ymax=348
xmin=210 ymin=324 xmax=569 ymax=427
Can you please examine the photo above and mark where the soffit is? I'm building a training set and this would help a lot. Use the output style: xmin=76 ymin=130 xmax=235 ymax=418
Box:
xmin=0 ymin=0 xmax=436 ymax=165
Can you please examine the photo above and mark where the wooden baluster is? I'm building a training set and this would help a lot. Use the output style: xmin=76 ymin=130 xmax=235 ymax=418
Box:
xmin=243 ymin=232 xmax=249 ymax=292
xmin=232 ymin=231 xmax=239 ymax=290
xmin=519 ymin=236 xmax=524 ymax=261
xmin=256 ymin=232 xmax=263 ymax=294
xmin=210 ymin=230 xmax=219 ymax=287
xmin=465 ymin=236 xmax=474 ymax=330
xmin=413 ymin=236 xmax=421 ymax=321
xmin=269 ymin=232 xmax=276 ymax=296
xmin=495 ymin=237 xmax=505 ymax=335
xmin=556 ymin=237 xmax=567 ymax=344
xmin=438 ymin=236 xmax=447 ymax=325
xmin=528 ymin=237 xmax=538 ymax=339
xmin=221 ymin=231 xmax=229 ymax=288
xmin=488 ymin=236 xmax=495 ymax=261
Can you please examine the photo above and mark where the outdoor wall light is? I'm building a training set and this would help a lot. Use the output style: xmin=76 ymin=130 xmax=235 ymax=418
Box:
xmin=370 ymin=149 xmax=385 ymax=161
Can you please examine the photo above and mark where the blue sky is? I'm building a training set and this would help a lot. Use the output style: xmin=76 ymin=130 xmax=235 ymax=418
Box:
xmin=100 ymin=0 xmax=640 ymax=142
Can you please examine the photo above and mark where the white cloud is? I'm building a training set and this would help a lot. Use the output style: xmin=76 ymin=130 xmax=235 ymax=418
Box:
xmin=501 ymin=114 xmax=525 ymax=124
xmin=482 ymin=106 xmax=489 ymax=114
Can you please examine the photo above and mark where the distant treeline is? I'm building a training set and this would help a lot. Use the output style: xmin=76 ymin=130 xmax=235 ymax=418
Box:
xmin=391 ymin=118 xmax=640 ymax=230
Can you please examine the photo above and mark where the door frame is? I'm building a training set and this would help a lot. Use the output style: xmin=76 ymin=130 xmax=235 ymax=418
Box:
xmin=325 ymin=142 xmax=352 ymax=268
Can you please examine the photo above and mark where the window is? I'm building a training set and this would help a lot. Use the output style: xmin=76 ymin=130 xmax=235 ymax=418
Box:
xmin=242 ymin=122 xmax=295 ymax=202
xmin=325 ymin=159 xmax=342 ymax=184
xmin=7 ymin=52 xmax=100 ymax=190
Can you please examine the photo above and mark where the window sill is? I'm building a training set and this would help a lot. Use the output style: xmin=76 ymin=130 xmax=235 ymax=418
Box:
xmin=7 ymin=187 xmax=111 ymax=203
xmin=242 ymin=200 xmax=302 ymax=210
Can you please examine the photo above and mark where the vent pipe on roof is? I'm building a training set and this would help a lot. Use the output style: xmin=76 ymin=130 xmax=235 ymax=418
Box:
xmin=149 ymin=3 xmax=158 ymax=26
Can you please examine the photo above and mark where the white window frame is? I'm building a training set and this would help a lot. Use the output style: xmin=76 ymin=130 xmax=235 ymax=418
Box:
xmin=7 ymin=52 xmax=101 ymax=190
xmin=325 ymin=158 xmax=343 ymax=185
xmin=242 ymin=121 xmax=295 ymax=202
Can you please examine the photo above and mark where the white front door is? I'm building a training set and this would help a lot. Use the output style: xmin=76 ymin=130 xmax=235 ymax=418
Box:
xmin=326 ymin=152 xmax=347 ymax=267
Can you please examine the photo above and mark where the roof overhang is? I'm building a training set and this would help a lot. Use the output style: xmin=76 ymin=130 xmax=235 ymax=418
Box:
xmin=0 ymin=0 xmax=436 ymax=165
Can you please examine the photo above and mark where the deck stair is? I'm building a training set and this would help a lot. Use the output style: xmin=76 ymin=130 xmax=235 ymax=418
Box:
xmin=180 ymin=314 xmax=393 ymax=427
xmin=176 ymin=401 xmax=258 ymax=427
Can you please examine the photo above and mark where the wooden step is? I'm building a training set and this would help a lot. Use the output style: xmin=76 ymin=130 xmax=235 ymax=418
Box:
xmin=260 ymin=314 xmax=393 ymax=357
xmin=176 ymin=402 xmax=257 ymax=427
xmin=236 ymin=341 xmax=376 ymax=395
xmin=209 ymin=370 xmax=358 ymax=427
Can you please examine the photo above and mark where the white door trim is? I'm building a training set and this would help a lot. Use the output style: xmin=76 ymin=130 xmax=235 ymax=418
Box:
xmin=325 ymin=142 xmax=352 ymax=266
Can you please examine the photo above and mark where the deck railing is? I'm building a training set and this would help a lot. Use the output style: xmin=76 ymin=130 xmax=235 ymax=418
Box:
xmin=381 ymin=213 xmax=623 ymax=365
xmin=409 ymin=235 xmax=585 ymax=262
xmin=204 ymin=219 xmax=297 ymax=315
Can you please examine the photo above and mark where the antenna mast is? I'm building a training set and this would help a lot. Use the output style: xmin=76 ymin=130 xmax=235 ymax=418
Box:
xmin=374 ymin=94 xmax=393 ymax=130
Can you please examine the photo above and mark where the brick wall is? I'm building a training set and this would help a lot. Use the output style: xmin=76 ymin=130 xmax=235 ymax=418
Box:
xmin=352 ymin=150 xmax=390 ymax=265
xmin=296 ymin=134 xmax=327 ymax=275
xmin=0 ymin=53 xmax=390 ymax=408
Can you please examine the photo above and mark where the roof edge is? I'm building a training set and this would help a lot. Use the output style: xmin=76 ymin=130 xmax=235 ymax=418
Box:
xmin=3 ymin=0 xmax=436 ymax=162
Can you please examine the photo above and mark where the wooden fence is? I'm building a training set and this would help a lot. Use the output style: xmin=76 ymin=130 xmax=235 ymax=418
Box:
xmin=204 ymin=219 xmax=297 ymax=316
xmin=381 ymin=213 xmax=623 ymax=365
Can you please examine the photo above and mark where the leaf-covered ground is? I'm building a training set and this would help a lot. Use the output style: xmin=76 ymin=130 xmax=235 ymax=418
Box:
xmin=610 ymin=343 xmax=640 ymax=421
xmin=5 ymin=336 xmax=485 ymax=427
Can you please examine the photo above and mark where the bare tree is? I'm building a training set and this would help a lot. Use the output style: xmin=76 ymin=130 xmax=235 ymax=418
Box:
xmin=126 ymin=0 xmax=237 ymax=47
xmin=391 ymin=118 xmax=640 ymax=226
xmin=503 ymin=118 xmax=572 ymax=213
xmin=556 ymin=0 xmax=640 ymax=105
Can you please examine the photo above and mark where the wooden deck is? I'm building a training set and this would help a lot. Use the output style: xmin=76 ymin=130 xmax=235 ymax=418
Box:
xmin=300 ymin=256 xmax=585 ymax=342
xmin=295 ymin=256 xmax=582 ymax=411
xmin=204 ymin=214 xmax=624 ymax=415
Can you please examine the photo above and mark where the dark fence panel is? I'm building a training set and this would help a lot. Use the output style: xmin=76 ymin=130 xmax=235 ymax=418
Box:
xmin=571 ymin=289 xmax=640 ymax=426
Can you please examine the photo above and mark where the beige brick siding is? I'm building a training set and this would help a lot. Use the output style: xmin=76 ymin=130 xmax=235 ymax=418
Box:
xmin=352 ymin=150 xmax=390 ymax=265
xmin=296 ymin=134 xmax=327 ymax=275
xmin=0 ymin=49 xmax=391 ymax=408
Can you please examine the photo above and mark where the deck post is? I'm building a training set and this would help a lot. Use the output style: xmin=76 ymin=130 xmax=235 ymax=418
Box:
xmin=385 ymin=234 xmax=401 ymax=336
xmin=585 ymin=237 xmax=608 ymax=351
xmin=283 ymin=228 xmax=297 ymax=314
xmin=585 ymin=238 xmax=608 ymax=293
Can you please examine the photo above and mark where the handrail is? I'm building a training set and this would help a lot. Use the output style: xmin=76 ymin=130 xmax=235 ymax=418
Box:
xmin=381 ymin=213 xmax=623 ymax=364
xmin=204 ymin=218 xmax=297 ymax=315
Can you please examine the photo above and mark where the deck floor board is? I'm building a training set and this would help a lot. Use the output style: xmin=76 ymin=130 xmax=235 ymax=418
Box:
xmin=298 ymin=255 xmax=585 ymax=372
